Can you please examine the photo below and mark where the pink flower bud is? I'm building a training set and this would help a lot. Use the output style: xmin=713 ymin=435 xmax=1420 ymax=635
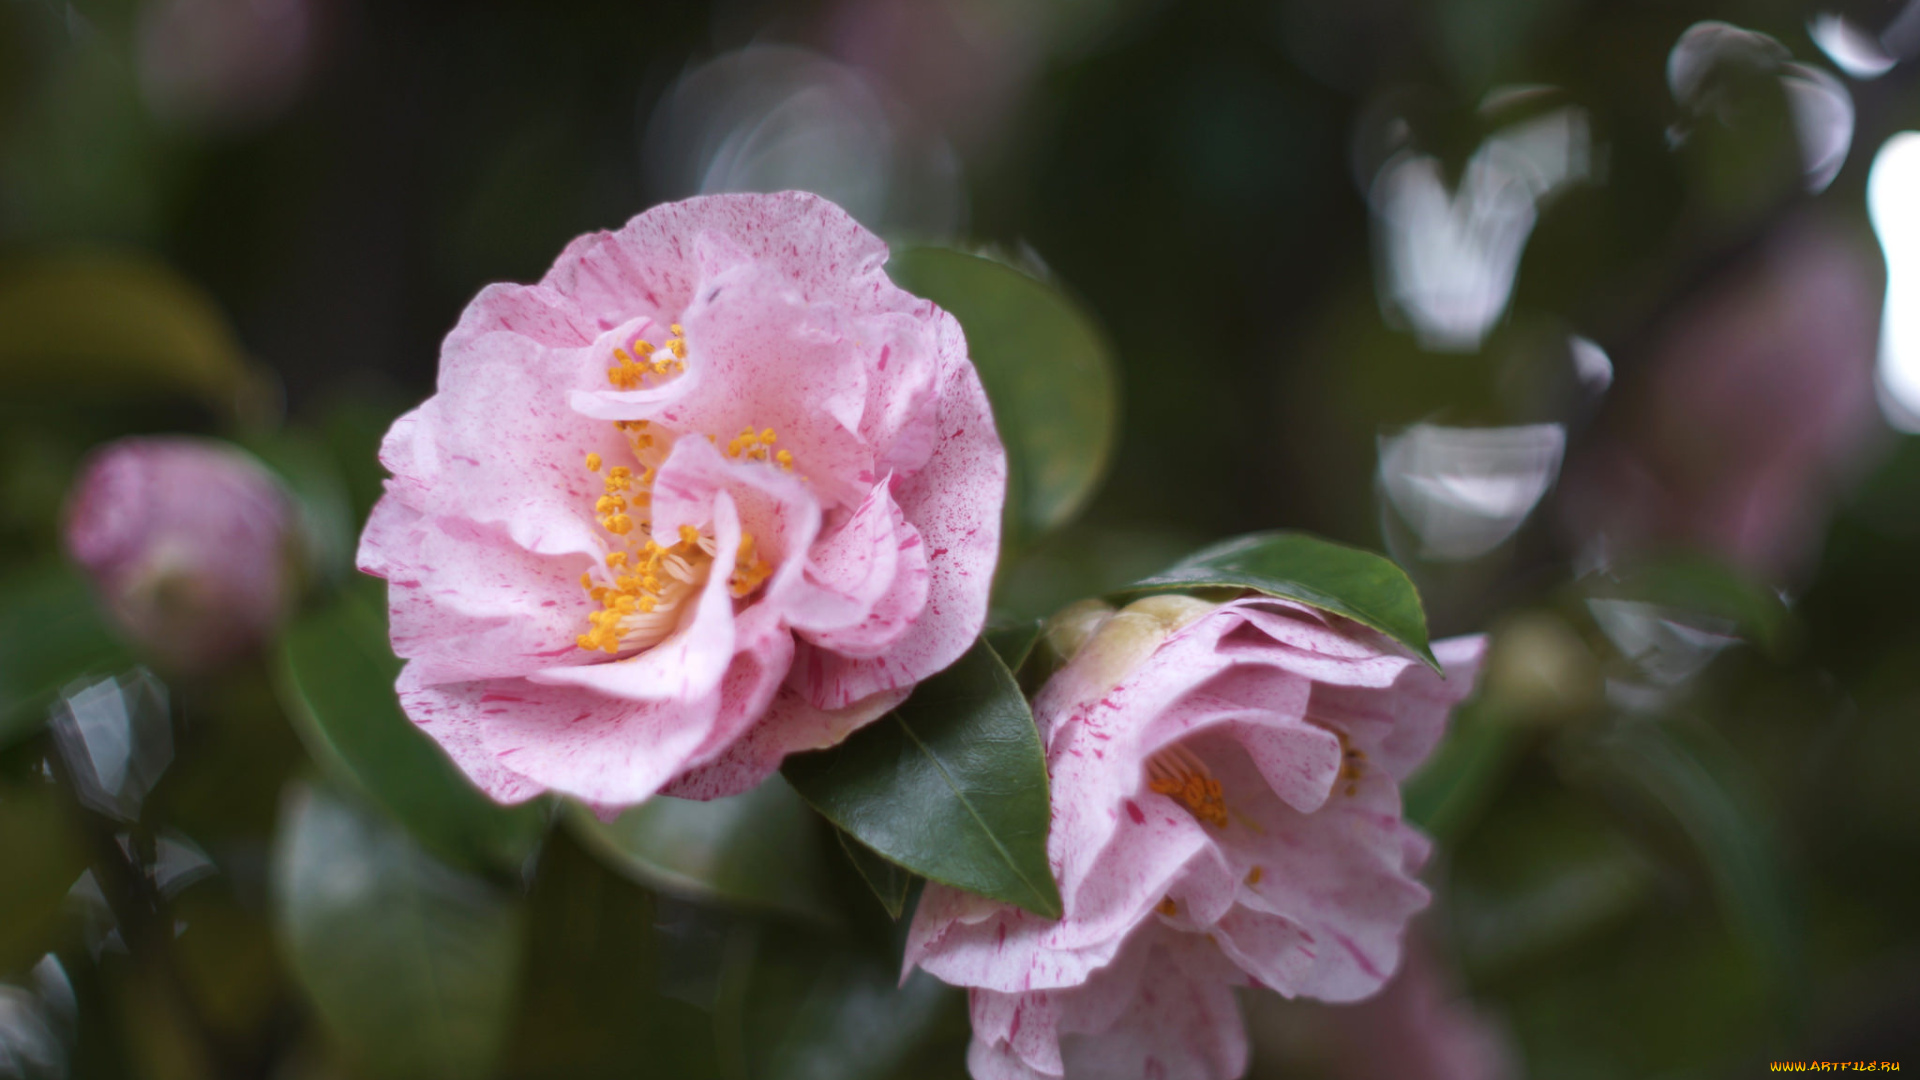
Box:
xmin=64 ymin=437 xmax=298 ymax=674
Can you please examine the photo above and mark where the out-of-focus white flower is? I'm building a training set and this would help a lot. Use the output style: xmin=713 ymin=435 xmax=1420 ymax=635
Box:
xmin=1380 ymin=423 xmax=1566 ymax=562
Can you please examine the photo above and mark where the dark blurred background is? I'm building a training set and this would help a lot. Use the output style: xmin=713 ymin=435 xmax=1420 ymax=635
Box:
xmin=4 ymin=0 xmax=1920 ymax=1076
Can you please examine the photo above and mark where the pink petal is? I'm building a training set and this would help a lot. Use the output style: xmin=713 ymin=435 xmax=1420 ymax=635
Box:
xmin=390 ymin=662 xmax=548 ymax=804
xmin=788 ymin=312 xmax=1003 ymax=707
xmin=788 ymin=483 xmax=931 ymax=657
xmin=361 ymin=497 xmax=594 ymax=686
xmin=661 ymin=682 xmax=907 ymax=801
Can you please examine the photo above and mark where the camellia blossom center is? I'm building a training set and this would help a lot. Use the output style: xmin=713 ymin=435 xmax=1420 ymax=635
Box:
xmin=572 ymin=319 xmax=783 ymax=656
xmin=1146 ymin=742 xmax=1229 ymax=828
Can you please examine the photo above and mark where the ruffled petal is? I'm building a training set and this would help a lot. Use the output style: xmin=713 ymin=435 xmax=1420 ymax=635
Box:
xmin=360 ymin=497 xmax=594 ymax=686
xmin=391 ymin=662 xmax=549 ymax=804
xmin=660 ymin=682 xmax=907 ymax=801
xmin=790 ymin=318 xmax=1003 ymax=707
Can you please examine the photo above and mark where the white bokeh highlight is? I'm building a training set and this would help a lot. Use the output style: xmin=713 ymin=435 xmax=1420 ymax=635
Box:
xmin=1379 ymin=423 xmax=1566 ymax=561
xmin=1869 ymin=132 xmax=1920 ymax=431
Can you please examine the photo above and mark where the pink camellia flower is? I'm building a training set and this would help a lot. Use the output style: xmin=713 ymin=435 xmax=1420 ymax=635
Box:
xmin=356 ymin=191 xmax=1005 ymax=807
xmin=906 ymin=594 xmax=1486 ymax=1080
xmin=65 ymin=436 xmax=299 ymax=674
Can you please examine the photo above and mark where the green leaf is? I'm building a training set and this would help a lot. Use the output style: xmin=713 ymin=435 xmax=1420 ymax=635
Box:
xmin=887 ymin=247 xmax=1118 ymax=552
xmin=0 ymin=250 xmax=256 ymax=414
xmin=783 ymin=639 xmax=1060 ymax=918
xmin=502 ymin=830 xmax=720 ymax=1080
xmin=746 ymin=934 xmax=957 ymax=1080
xmin=1584 ymin=719 xmax=1797 ymax=981
xmin=1111 ymin=530 xmax=1438 ymax=670
xmin=271 ymin=781 xmax=526 ymax=1080
xmin=276 ymin=591 xmax=548 ymax=875
xmin=983 ymin=617 xmax=1043 ymax=675
xmin=835 ymin=828 xmax=914 ymax=920
xmin=565 ymin=775 xmax=836 ymax=925
xmin=0 ymin=562 xmax=132 ymax=750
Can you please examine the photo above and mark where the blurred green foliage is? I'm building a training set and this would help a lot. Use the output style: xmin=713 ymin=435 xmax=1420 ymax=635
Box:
xmin=0 ymin=0 xmax=1918 ymax=1076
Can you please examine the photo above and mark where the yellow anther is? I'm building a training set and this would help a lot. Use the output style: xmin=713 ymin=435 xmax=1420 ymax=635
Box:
xmin=670 ymin=323 xmax=683 ymax=335
xmin=1146 ymin=744 xmax=1229 ymax=829
xmin=632 ymin=339 xmax=653 ymax=357
xmin=1156 ymin=898 xmax=1178 ymax=917
xmin=585 ymin=453 xmax=602 ymax=472
xmin=612 ymin=347 xmax=632 ymax=363
xmin=760 ymin=428 xmax=776 ymax=443
xmin=616 ymin=576 xmax=640 ymax=592
xmin=679 ymin=524 xmax=701 ymax=547
xmin=669 ymin=340 xmax=686 ymax=359
xmin=614 ymin=595 xmax=637 ymax=614
xmin=580 ymin=572 xmax=593 ymax=589
xmin=1245 ymin=866 xmax=1264 ymax=886
xmin=606 ymin=552 xmax=627 ymax=569
xmin=776 ymin=449 xmax=794 ymax=470
xmin=609 ymin=515 xmax=634 ymax=535
xmin=596 ymin=495 xmax=626 ymax=515
xmin=637 ymin=595 xmax=657 ymax=613
xmin=641 ymin=575 xmax=660 ymax=592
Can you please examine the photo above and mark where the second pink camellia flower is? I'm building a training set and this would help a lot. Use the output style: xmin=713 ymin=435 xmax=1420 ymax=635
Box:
xmin=907 ymin=595 xmax=1486 ymax=1080
xmin=357 ymin=191 xmax=1006 ymax=807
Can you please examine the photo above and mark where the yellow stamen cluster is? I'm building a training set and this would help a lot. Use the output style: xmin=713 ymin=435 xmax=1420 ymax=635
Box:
xmin=722 ymin=426 xmax=794 ymax=471
xmin=728 ymin=533 xmax=772 ymax=598
xmin=576 ymin=448 xmax=686 ymax=653
xmin=1147 ymin=743 xmax=1229 ymax=829
xmin=606 ymin=324 xmax=688 ymax=390
xmin=1338 ymin=730 xmax=1366 ymax=797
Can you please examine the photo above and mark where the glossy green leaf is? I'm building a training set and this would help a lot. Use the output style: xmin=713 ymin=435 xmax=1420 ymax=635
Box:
xmin=783 ymin=639 xmax=1060 ymax=918
xmin=887 ymin=247 xmax=1118 ymax=551
xmin=983 ymin=617 xmax=1044 ymax=675
xmin=276 ymin=592 xmax=548 ymax=874
xmin=835 ymin=827 xmax=914 ymax=920
xmin=0 ymin=563 xmax=132 ymax=750
xmin=272 ymin=781 xmax=525 ymax=1080
xmin=1111 ymin=530 xmax=1438 ymax=669
xmin=0 ymin=250 xmax=256 ymax=413
xmin=566 ymin=774 xmax=836 ymax=924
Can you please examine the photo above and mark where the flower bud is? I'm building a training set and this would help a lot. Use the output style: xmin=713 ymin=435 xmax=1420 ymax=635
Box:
xmin=63 ymin=437 xmax=298 ymax=674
